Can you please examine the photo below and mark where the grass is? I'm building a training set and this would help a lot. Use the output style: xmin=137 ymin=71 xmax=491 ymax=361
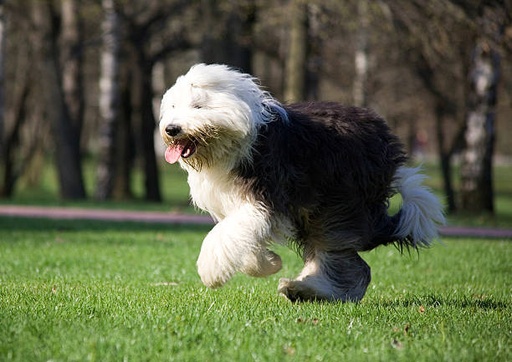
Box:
xmin=1 ymin=160 xmax=511 ymax=360
xmin=3 ymin=161 xmax=192 ymax=213
xmin=1 ymin=217 xmax=511 ymax=361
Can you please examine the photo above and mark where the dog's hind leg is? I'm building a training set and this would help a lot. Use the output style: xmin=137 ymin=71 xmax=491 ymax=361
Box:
xmin=278 ymin=249 xmax=371 ymax=302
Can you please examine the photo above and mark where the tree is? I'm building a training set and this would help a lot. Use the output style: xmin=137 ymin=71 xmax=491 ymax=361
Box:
xmin=459 ymin=4 xmax=506 ymax=213
xmin=32 ymin=0 xmax=86 ymax=199
xmin=459 ymin=43 xmax=499 ymax=213
xmin=200 ymin=0 xmax=256 ymax=73
xmin=0 ymin=76 xmax=31 ymax=197
xmin=122 ymin=0 xmax=192 ymax=201
xmin=385 ymin=0 xmax=473 ymax=213
xmin=284 ymin=0 xmax=308 ymax=102
xmin=353 ymin=0 xmax=369 ymax=107
xmin=3 ymin=0 xmax=512 ymax=206
xmin=95 ymin=0 xmax=121 ymax=200
xmin=415 ymin=51 xmax=464 ymax=213
xmin=0 ymin=0 xmax=5 ymax=170
xmin=0 ymin=2 xmax=45 ymax=198
xmin=113 ymin=65 xmax=136 ymax=199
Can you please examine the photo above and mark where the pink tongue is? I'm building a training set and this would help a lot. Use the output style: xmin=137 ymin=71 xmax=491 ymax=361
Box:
xmin=165 ymin=144 xmax=185 ymax=164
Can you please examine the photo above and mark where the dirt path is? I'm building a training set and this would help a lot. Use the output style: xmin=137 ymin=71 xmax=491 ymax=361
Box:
xmin=0 ymin=205 xmax=213 ymax=225
xmin=1 ymin=205 xmax=512 ymax=239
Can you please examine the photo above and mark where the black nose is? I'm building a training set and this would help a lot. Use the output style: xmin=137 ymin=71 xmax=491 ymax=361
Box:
xmin=165 ymin=124 xmax=182 ymax=137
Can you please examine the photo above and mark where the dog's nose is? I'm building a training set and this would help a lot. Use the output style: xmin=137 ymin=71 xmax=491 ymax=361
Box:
xmin=165 ymin=124 xmax=182 ymax=137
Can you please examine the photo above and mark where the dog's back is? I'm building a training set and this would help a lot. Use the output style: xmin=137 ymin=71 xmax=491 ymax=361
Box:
xmin=235 ymin=101 xmax=407 ymax=251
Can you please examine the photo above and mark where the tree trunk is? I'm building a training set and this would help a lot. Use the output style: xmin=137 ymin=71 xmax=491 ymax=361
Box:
xmin=435 ymin=102 xmax=457 ymax=213
xmin=61 ymin=0 xmax=84 ymax=130
xmin=0 ymin=81 xmax=30 ymax=197
xmin=1 ymin=5 xmax=41 ymax=198
xmin=0 ymin=0 xmax=4 ymax=164
xmin=353 ymin=0 xmax=369 ymax=107
xmin=32 ymin=0 xmax=86 ymax=200
xmin=200 ymin=1 xmax=255 ymax=73
xmin=410 ymin=48 xmax=463 ymax=214
xmin=122 ymin=2 xmax=193 ymax=203
xmin=140 ymin=66 xmax=161 ymax=202
xmin=58 ymin=0 xmax=86 ymax=199
xmin=95 ymin=0 xmax=120 ymax=200
xmin=226 ymin=2 xmax=255 ymax=73
xmin=112 ymin=66 xmax=135 ymax=200
xmin=132 ymin=51 xmax=161 ymax=202
xmin=459 ymin=42 xmax=499 ymax=213
xmin=284 ymin=0 xmax=308 ymax=102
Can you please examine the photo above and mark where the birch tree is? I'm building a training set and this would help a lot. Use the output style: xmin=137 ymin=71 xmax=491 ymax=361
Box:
xmin=353 ymin=0 xmax=369 ymax=107
xmin=385 ymin=0 xmax=474 ymax=213
xmin=459 ymin=5 xmax=506 ymax=213
xmin=95 ymin=0 xmax=120 ymax=200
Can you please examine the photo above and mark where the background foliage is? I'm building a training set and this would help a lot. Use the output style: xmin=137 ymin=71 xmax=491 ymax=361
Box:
xmin=0 ymin=0 xmax=511 ymax=213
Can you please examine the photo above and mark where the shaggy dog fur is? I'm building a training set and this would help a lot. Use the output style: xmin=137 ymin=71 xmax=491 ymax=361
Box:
xmin=159 ymin=64 xmax=445 ymax=302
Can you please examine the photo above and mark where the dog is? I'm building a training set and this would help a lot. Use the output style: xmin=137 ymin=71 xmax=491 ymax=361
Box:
xmin=159 ymin=63 xmax=445 ymax=302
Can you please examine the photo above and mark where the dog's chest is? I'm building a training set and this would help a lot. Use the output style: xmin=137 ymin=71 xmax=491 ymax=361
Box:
xmin=186 ymin=170 xmax=246 ymax=221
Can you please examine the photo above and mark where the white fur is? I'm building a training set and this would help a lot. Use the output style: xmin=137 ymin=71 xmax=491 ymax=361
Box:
xmin=159 ymin=64 xmax=286 ymax=287
xmin=196 ymin=202 xmax=282 ymax=288
xmin=160 ymin=64 xmax=286 ymax=170
xmin=393 ymin=166 xmax=446 ymax=246
xmin=278 ymin=250 xmax=371 ymax=301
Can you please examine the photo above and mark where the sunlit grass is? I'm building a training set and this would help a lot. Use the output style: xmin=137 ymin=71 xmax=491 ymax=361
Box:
xmin=5 ymin=160 xmax=193 ymax=213
xmin=0 ymin=217 xmax=510 ymax=361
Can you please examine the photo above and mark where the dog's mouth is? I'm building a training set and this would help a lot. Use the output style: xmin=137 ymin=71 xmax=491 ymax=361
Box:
xmin=164 ymin=138 xmax=197 ymax=164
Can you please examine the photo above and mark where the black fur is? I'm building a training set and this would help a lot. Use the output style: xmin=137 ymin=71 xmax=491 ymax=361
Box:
xmin=161 ymin=65 xmax=442 ymax=302
xmin=235 ymin=102 xmax=407 ymax=254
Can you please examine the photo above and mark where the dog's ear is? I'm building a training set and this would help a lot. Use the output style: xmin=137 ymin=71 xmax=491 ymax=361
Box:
xmin=262 ymin=99 xmax=289 ymax=123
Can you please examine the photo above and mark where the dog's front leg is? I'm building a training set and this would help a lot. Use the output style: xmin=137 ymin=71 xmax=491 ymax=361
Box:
xmin=196 ymin=203 xmax=282 ymax=288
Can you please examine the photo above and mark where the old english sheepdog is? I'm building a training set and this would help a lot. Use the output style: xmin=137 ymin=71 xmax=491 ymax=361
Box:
xmin=159 ymin=63 xmax=445 ymax=302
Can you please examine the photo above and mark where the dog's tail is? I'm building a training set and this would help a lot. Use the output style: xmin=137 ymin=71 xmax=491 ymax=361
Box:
xmin=391 ymin=166 xmax=445 ymax=249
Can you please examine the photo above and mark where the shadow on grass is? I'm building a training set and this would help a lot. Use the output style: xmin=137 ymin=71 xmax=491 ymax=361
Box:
xmin=380 ymin=293 xmax=509 ymax=310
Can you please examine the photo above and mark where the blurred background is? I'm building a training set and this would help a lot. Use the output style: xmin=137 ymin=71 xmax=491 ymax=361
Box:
xmin=0 ymin=0 xmax=511 ymax=218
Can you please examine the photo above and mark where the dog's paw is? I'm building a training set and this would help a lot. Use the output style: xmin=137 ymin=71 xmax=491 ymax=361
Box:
xmin=196 ymin=251 xmax=235 ymax=288
xmin=278 ymin=278 xmax=303 ymax=302
xmin=242 ymin=249 xmax=282 ymax=277
xmin=278 ymin=278 xmax=326 ymax=302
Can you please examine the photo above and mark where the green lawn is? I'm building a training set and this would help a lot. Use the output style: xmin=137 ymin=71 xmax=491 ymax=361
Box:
xmin=0 ymin=217 xmax=510 ymax=361
xmin=2 ymin=161 xmax=192 ymax=213
xmin=1 ymin=160 xmax=511 ymax=360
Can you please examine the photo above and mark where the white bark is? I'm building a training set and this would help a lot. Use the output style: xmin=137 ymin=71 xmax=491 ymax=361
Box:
xmin=95 ymin=0 xmax=121 ymax=200
xmin=460 ymin=42 xmax=499 ymax=212
xmin=353 ymin=0 xmax=368 ymax=107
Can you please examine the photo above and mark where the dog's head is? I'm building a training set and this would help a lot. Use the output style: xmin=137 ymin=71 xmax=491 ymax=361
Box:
xmin=159 ymin=64 xmax=287 ymax=170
